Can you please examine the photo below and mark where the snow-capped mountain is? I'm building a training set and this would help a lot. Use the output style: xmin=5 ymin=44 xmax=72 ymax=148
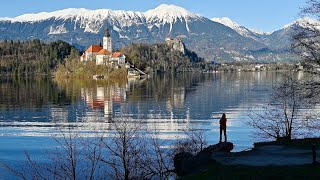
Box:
xmin=211 ymin=17 xmax=271 ymax=41
xmin=0 ymin=4 xmax=304 ymax=61
xmin=145 ymin=4 xmax=203 ymax=33
xmin=284 ymin=17 xmax=320 ymax=29
xmin=211 ymin=17 xmax=246 ymax=34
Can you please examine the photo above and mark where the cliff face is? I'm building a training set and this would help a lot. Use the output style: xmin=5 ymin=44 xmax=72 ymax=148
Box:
xmin=165 ymin=38 xmax=186 ymax=55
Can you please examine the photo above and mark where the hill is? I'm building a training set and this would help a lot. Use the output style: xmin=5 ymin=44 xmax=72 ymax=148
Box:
xmin=0 ymin=39 xmax=77 ymax=75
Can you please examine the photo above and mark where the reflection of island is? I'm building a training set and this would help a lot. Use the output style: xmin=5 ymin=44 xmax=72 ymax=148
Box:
xmin=166 ymin=87 xmax=186 ymax=109
xmin=0 ymin=72 xmax=298 ymax=141
xmin=50 ymin=107 xmax=69 ymax=123
xmin=81 ymin=84 xmax=127 ymax=120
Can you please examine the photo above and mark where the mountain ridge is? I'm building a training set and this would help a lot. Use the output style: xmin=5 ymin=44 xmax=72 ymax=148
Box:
xmin=0 ymin=4 xmax=310 ymax=62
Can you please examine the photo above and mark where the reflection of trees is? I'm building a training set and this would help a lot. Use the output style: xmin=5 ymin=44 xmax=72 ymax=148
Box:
xmin=0 ymin=77 xmax=71 ymax=110
xmin=128 ymin=73 xmax=207 ymax=103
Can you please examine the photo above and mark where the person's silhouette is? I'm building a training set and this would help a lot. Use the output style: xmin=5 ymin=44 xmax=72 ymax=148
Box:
xmin=219 ymin=113 xmax=227 ymax=143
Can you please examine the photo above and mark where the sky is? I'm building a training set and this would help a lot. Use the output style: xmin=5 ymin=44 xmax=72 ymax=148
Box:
xmin=0 ymin=0 xmax=307 ymax=32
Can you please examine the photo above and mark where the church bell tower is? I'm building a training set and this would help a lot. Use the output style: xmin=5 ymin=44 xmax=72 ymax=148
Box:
xmin=103 ymin=27 xmax=112 ymax=52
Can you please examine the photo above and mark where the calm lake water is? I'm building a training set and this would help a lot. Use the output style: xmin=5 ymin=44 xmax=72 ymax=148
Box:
xmin=0 ymin=71 xmax=300 ymax=177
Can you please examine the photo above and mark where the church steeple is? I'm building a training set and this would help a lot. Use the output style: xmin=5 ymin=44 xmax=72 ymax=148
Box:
xmin=103 ymin=26 xmax=112 ymax=52
xmin=105 ymin=27 xmax=111 ymax=37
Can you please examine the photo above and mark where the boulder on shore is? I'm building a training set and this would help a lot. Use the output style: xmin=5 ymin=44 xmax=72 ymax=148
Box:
xmin=203 ymin=142 xmax=234 ymax=153
xmin=174 ymin=142 xmax=234 ymax=176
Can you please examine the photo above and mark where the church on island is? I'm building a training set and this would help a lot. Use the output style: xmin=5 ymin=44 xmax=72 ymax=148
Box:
xmin=80 ymin=27 xmax=126 ymax=67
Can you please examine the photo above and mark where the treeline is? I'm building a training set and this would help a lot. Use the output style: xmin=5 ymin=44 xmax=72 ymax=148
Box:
xmin=0 ymin=39 xmax=78 ymax=75
xmin=121 ymin=43 xmax=209 ymax=72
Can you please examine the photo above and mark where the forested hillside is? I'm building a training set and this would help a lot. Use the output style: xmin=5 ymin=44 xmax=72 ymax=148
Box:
xmin=121 ymin=43 xmax=207 ymax=72
xmin=0 ymin=39 xmax=78 ymax=75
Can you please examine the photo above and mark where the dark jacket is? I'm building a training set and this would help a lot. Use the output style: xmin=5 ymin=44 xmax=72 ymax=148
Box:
xmin=220 ymin=117 xmax=227 ymax=128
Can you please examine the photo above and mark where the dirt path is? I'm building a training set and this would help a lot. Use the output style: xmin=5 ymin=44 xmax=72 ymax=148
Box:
xmin=211 ymin=145 xmax=320 ymax=166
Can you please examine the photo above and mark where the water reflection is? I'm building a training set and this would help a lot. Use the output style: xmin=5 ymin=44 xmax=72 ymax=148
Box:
xmin=0 ymin=72 xmax=287 ymax=150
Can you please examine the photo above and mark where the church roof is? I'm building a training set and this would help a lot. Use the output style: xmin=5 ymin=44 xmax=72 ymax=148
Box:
xmin=97 ymin=49 xmax=112 ymax=55
xmin=112 ymin=52 xmax=123 ymax=58
xmin=86 ymin=45 xmax=103 ymax=53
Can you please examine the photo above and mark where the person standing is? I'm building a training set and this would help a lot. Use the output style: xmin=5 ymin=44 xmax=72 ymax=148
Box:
xmin=219 ymin=113 xmax=227 ymax=143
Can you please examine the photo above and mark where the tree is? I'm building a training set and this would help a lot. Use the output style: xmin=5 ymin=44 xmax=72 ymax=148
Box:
xmin=2 ymin=128 xmax=104 ymax=180
xmin=99 ymin=119 xmax=174 ymax=180
xmin=292 ymin=0 xmax=320 ymax=103
xmin=174 ymin=129 xmax=207 ymax=155
xmin=249 ymin=73 xmax=306 ymax=140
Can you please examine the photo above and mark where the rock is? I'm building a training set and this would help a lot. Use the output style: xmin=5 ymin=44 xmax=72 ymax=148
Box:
xmin=173 ymin=152 xmax=196 ymax=176
xmin=203 ymin=142 xmax=234 ymax=153
xmin=173 ymin=142 xmax=233 ymax=176
xmin=165 ymin=38 xmax=186 ymax=55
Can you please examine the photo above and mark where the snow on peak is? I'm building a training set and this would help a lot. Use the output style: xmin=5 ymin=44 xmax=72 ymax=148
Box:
xmin=48 ymin=24 xmax=68 ymax=35
xmin=211 ymin=17 xmax=272 ymax=36
xmin=0 ymin=8 xmax=145 ymax=23
xmin=211 ymin=17 xmax=254 ymax=37
xmin=144 ymin=4 xmax=202 ymax=33
xmin=249 ymin=29 xmax=272 ymax=35
xmin=1 ymin=8 xmax=111 ymax=22
xmin=211 ymin=17 xmax=241 ymax=30
xmin=145 ymin=4 xmax=201 ymax=21
xmin=284 ymin=17 xmax=319 ymax=29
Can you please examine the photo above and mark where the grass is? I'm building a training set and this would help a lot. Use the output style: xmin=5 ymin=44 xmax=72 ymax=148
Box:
xmin=182 ymin=162 xmax=320 ymax=180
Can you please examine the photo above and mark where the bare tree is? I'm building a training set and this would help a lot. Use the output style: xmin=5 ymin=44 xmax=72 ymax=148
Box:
xmin=174 ymin=129 xmax=207 ymax=155
xmin=2 ymin=128 xmax=105 ymax=180
xmin=2 ymin=121 xmax=179 ymax=180
xmin=292 ymin=0 xmax=320 ymax=102
xmin=99 ymin=119 xmax=150 ymax=180
xmin=249 ymin=73 xmax=306 ymax=140
xmin=139 ymin=132 xmax=175 ymax=179
xmin=98 ymin=118 xmax=178 ymax=180
xmin=293 ymin=0 xmax=320 ymax=67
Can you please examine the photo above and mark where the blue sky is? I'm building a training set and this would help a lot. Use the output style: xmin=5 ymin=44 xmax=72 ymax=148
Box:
xmin=1 ymin=0 xmax=307 ymax=32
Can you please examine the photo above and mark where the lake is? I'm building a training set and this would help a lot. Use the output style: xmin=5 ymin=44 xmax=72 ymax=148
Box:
xmin=0 ymin=71 xmax=299 ymax=177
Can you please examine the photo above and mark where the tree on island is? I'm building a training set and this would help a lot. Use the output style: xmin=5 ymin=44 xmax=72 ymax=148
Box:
xmin=121 ymin=43 xmax=208 ymax=72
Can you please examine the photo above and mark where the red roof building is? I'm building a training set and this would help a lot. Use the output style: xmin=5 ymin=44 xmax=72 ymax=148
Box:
xmin=97 ymin=49 xmax=112 ymax=55
xmin=111 ymin=52 xmax=122 ymax=58
xmin=86 ymin=45 xmax=103 ymax=53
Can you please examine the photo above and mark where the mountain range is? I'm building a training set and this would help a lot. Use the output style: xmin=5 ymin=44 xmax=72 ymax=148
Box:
xmin=0 ymin=4 xmax=312 ymax=62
